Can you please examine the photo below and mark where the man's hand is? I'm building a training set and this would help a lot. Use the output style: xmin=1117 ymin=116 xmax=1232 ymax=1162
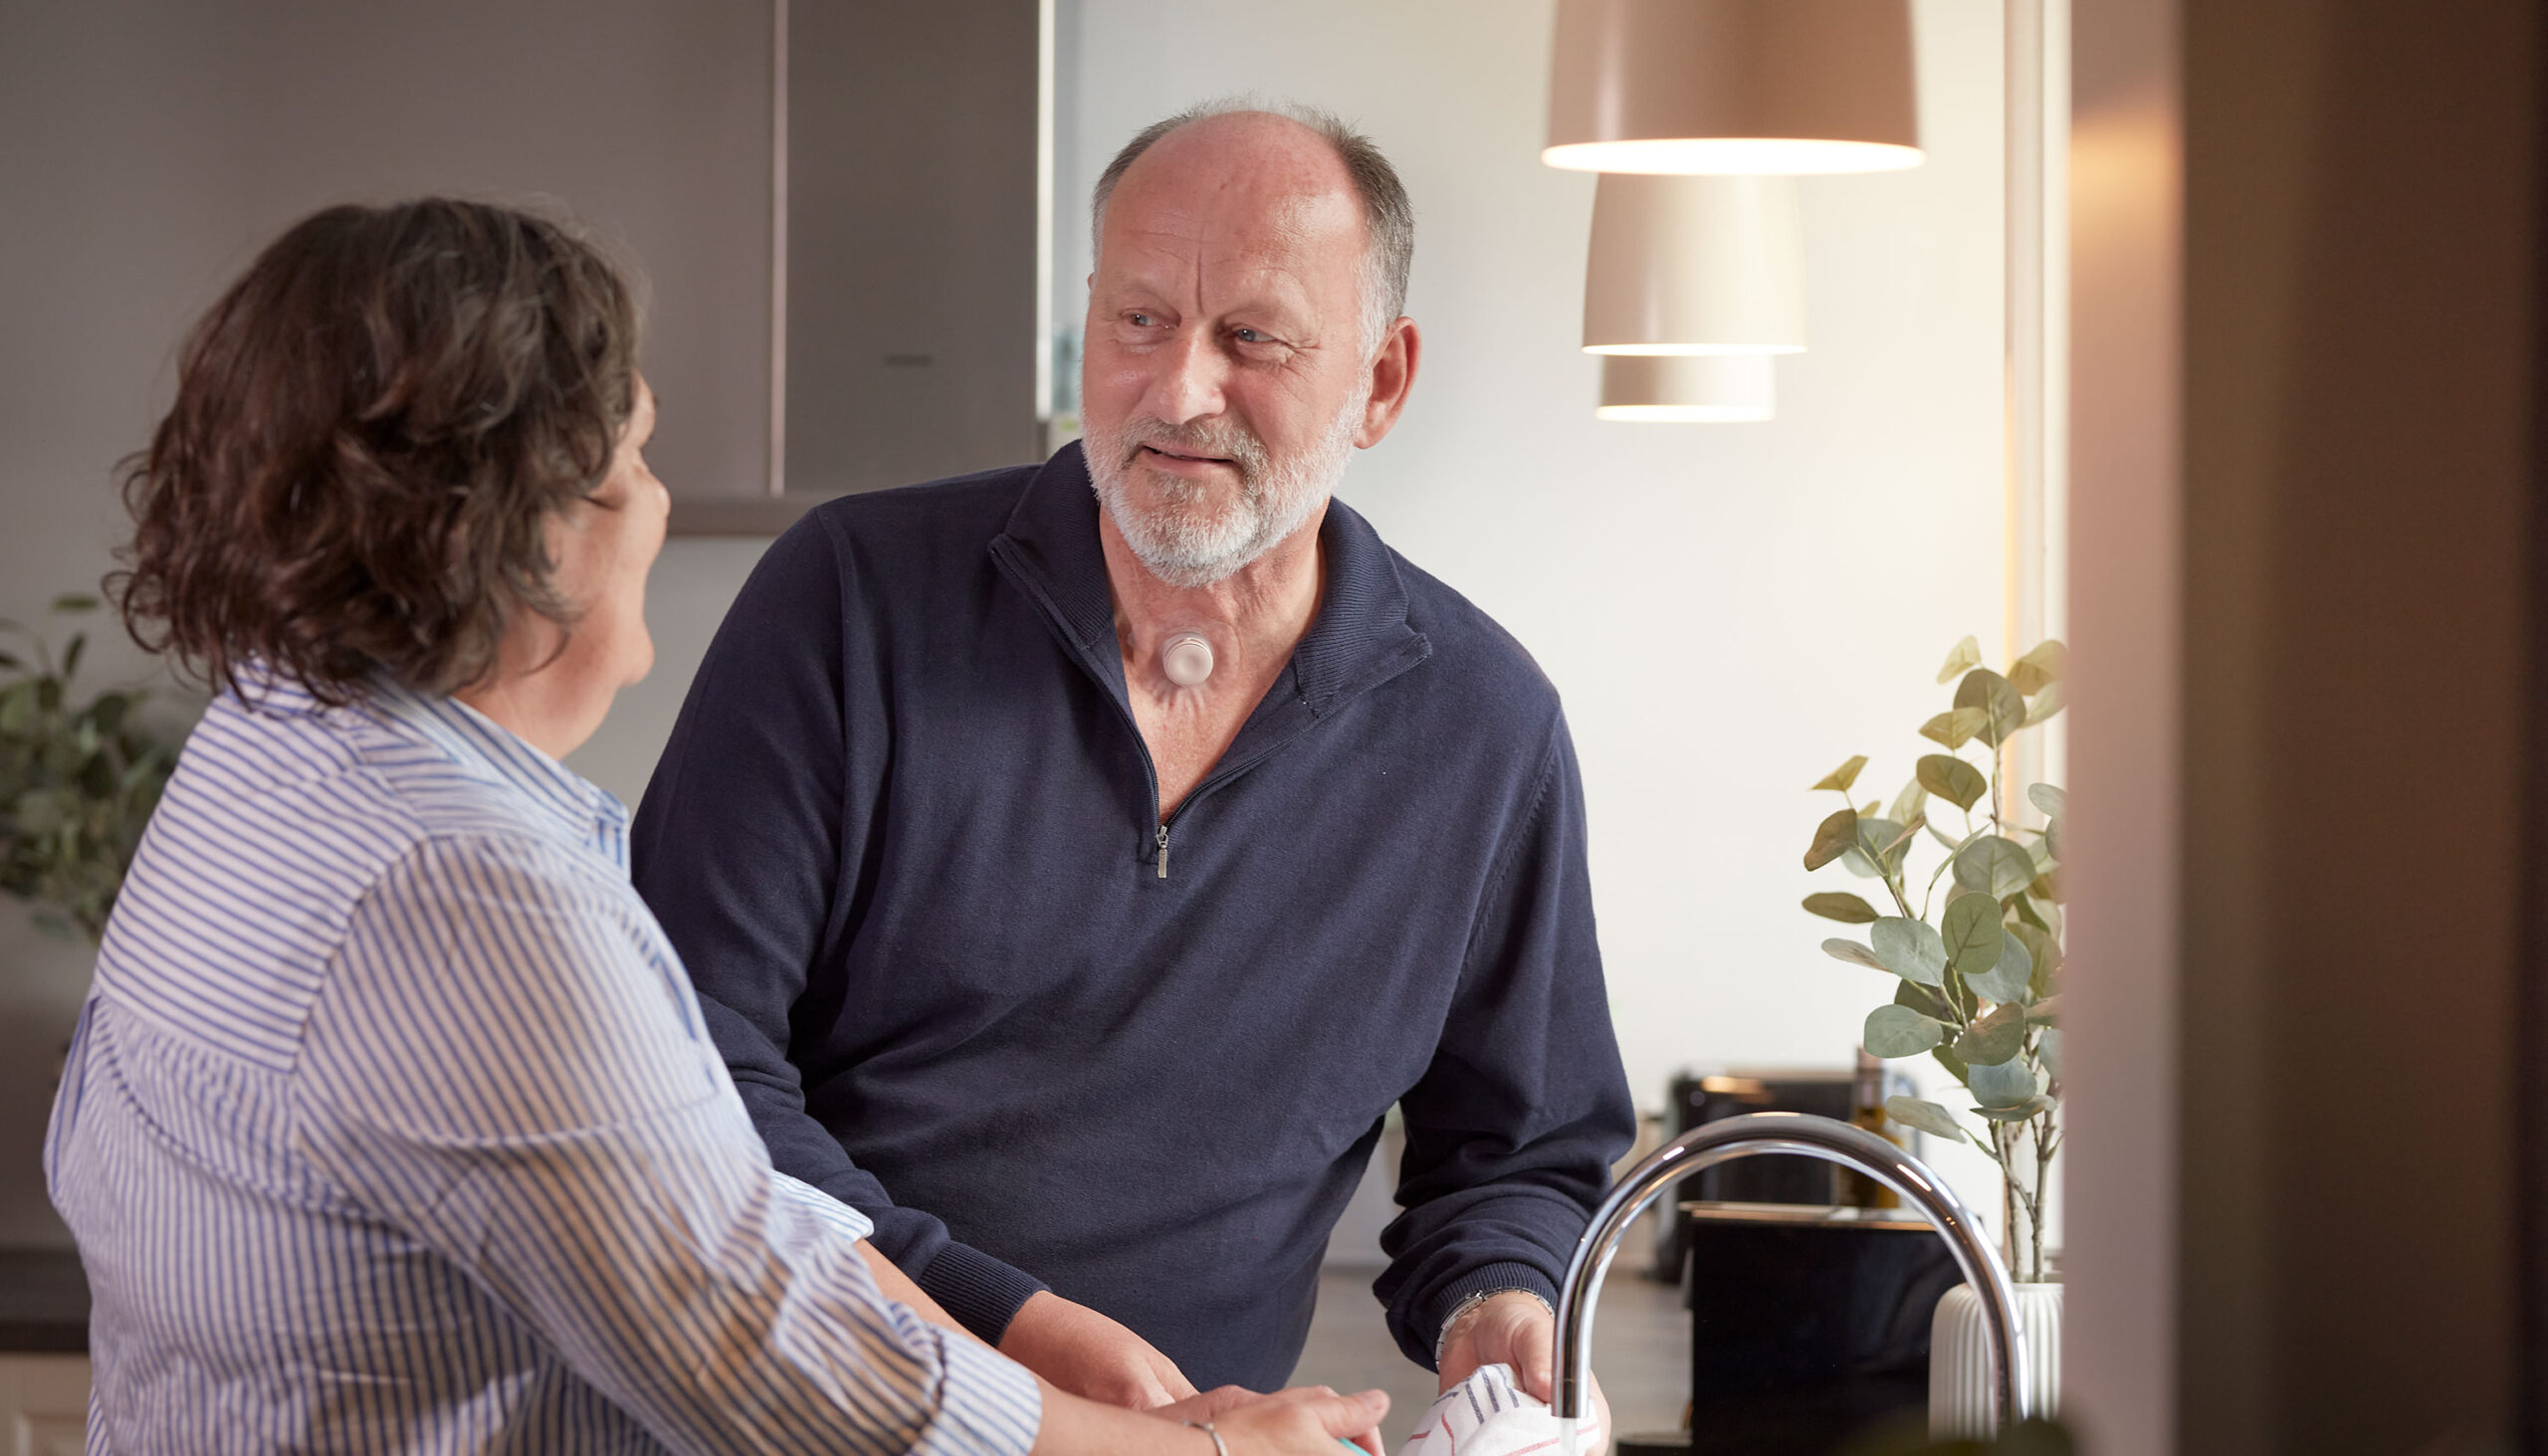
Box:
xmin=999 ymin=1290 xmax=1198 ymax=1409
xmin=1436 ymin=1292 xmax=1610 ymax=1453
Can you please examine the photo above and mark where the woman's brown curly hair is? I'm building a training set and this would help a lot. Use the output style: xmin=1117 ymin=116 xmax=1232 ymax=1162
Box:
xmin=114 ymin=198 xmax=642 ymax=705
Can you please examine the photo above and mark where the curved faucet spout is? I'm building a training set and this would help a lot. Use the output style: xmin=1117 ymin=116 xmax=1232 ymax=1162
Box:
xmin=1552 ymin=1111 xmax=2028 ymax=1453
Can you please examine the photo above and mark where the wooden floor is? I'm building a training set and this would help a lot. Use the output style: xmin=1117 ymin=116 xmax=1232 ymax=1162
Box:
xmin=1290 ymin=1264 xmax=1690 ymax=1447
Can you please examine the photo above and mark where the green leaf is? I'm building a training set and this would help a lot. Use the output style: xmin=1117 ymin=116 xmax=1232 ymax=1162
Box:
xmin=1885 ymin=1095 xmax=1969 ymax=1143
xmin=36 ymin=677 xmax=62 ymax=714
xmin=1821 ymin=938 xmax=1886 ymax=970
xmin=2009 ymin=639 xmax=2067 ymax=695
xmin=2026 ymin=783 xmax=2067 ymax=819
xmin=1812 ymin=754 xmax=1869 ymax=793
xmin=1941 ymin=892 xmax=2003 ymax=980
xmin=1916 ymin=753 xmax=1988 ymax=812
xmin=2036 ymin=1027 xmax=2064 ymax=1083
xmin=1930 ymin=1044 xmax=1971 ymax=1085
xmin=1968 ymin=1056 xmax=2037 ymax=1109
xmin=1919 ymin=707 xmax=1992 ymax=749
xmin=1864 ymin=1004 xmax=1947 ymax=1057
xmin=2024 ymin=680 xmax=2068 ymax=726
xmin=61 ymin=633 xmax=85 ymax=684
xmin=1893 ymin=978 xmax=1950 ymax=1020
xmin=1936 ymin=635 xmax=1983 ymax=685
xmin=120 ymin=750 xmax=168 ymax=793
xmin=1870 ymin=916 xmax=1948 ymax=986
xmin=1804 ymin=891 xmax=1881 ymax=924
xmin=2025 ymin=994 xmax=2062 ymax=1026
xmin=1965 ymin=929 xmax=2035 ymax=1004
xmin=49 ymin=593 xmax=100 ymax=615
xmin=13 ymin=788 xmax=67 ymax=834
xmin=1845 ymin=816 xmax=1913 ymax=879
xmin=2011 ymin=923 xmax=2061 ymax=997
xmin=2010 ymin=891 xmax=2050 ymax=932
xmin=1953 ymin=1001 xmax=2026 ymax=1064
xmin=0 ymin=651 xmax=19 ymax=670
xmin=1953 ymin=834 xmax=2037 ymax=898
xmin=1888 ymin=778 xmax=1927 ymax=827
xmin=87 ymin=693 xmax=129 ymax=737
xmin=1877 ymin=816 xmax=1924 ymax=859
xmin=1972 ymin=1096 xmax=2055 ymax=1123
xmin=1805 ymin=807 xmax=1859 ymax=871
xmin=1955 ymin=669 xmax=2027 ymax=746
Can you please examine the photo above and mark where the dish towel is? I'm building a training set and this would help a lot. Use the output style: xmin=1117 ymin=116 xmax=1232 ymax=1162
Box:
xmin=1399 ymin=1363 xmax=1606 ymax=1456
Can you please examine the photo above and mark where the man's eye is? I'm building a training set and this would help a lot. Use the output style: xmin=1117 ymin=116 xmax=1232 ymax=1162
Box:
xmin=1127 ymin=312 xmax=1159 ymax=328
xmin=1232 ymin=327 xmax=1271 ymax=345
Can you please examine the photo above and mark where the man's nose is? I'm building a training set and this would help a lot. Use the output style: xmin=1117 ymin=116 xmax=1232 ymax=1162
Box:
xmin=1146 ymin=323 xmax=1227 ymax=427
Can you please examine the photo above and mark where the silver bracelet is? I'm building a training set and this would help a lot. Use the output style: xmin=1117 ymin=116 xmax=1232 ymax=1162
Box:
xmin=1180 ymin=1418 xmax=1229 ymax=1456
xmin=1433 ymin=1287 xmax=1556 ymax=1365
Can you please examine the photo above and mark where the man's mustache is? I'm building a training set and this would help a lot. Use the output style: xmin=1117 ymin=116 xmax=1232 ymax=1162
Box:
xmin=1113 ymin=417 xmax=1270 ymax=477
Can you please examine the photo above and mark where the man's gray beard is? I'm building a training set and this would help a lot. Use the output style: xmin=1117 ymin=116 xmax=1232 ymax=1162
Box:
xmin=1087 ymin=395 xmax=1362 ymax=589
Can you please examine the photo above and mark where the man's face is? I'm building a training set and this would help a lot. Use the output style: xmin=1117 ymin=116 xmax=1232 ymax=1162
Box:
xmin=1081 ymin=113 xmax=1380 ymax=587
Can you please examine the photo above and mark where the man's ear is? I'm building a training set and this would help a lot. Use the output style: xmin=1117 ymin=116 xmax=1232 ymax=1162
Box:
xmin=1356 ymin=317 xmax=1421 ymax=449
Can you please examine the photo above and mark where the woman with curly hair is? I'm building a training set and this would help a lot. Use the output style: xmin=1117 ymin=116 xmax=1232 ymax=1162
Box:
xmin=46 ymin=198 xmax=1384 ymax=1456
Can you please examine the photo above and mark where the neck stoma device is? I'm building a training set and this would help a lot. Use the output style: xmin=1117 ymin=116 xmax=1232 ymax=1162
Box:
xmin=1161 ymin=632 xmax=1215 ymax=688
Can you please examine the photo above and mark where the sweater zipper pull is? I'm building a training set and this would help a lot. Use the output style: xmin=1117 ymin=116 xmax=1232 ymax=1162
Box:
xmin=1156 ymin=823 xmax=1170 ymax=880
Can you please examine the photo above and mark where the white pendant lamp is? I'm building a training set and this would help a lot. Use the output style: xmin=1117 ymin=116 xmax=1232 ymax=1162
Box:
xmin=1597 ymin=354 xmax=1777 ymax=422
xmin=1585 ymin=173 xmax=1804 ymax=356
xmin=1545 ymin=0 xmax=1922 ymax=175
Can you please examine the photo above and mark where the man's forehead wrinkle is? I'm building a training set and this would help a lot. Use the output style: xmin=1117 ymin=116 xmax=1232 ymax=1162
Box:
xmin=1109 ymin=195 xmax=1343 ymax=315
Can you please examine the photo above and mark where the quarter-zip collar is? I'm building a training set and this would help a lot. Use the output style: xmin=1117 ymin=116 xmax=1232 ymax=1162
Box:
xmin=987 ymin=440 xmax=1433 ymax=725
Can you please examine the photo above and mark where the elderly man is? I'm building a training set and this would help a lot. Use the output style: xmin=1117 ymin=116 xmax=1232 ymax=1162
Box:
xmin=631 ymin=102 xmax=1633 ymax=1415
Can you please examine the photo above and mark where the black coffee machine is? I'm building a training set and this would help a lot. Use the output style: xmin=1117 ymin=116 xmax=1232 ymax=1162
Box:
xmin=1621 ymin=1071 xmax=1961 ymax=1456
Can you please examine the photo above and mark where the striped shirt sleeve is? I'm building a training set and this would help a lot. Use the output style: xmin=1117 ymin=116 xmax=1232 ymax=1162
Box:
xmin=293 ymin=831 xmax=1041 ymax=1456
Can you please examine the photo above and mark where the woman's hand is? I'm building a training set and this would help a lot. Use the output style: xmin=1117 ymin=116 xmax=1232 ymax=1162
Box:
xmin=1198 ymin=1384 xmax=1391 ymax=1456
xmin=1000 ymin=1290 xmax=1199 ymax=1408
xmin=1030 ymin=1380 xmax=1388 ymax=1456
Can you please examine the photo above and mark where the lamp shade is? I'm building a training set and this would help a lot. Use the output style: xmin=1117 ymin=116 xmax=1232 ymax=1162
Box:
xmin=1545 ymin=0 xmax=1921 ymax=174
xmin=1584 ymin=173 xmax=1804 ymax=355
xmin=1597 ymin=354 xmax=1776 ymax=422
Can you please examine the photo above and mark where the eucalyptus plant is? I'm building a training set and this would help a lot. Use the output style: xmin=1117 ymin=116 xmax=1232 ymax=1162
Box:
xmin=1804 ymin=635 xmax=2067 ymax=1283
xmin=0 ymin=594 xmax=183 ymax=943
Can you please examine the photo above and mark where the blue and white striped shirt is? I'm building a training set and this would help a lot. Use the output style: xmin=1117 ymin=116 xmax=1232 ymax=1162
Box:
xmin=46 ymin=676 xmax=1043 ymax=1453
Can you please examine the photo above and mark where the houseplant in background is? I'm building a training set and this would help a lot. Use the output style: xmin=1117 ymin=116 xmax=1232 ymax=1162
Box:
xmin=1802 ymin=635 xmax=2067 ymax=1434
xmin=0 ymin=594 xmax=183 ymax=943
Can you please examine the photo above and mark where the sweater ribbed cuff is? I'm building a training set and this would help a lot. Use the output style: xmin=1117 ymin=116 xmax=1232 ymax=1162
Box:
xmin=1418 ymin=1261 xmax=1563 ymax=1371
xmin=918 ymin=1241 xmax=1048 ymax=1347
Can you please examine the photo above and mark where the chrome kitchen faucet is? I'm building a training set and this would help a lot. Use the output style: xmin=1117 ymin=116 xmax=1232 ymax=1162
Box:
xmin=1551 ymin=1111 xmax=2030 ymax=1454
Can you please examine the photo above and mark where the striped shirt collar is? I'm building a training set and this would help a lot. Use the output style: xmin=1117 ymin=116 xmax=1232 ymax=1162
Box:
xmin=238 ymin=667 xmax=629 ymax=868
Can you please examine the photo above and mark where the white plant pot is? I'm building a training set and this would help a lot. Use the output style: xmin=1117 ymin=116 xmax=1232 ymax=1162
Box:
xmin=1929 ymin=1281 xmax=2062 ymax=1437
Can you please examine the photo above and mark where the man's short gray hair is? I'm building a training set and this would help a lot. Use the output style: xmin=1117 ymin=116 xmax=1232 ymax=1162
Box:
xmin=1091 ymin=99 xmax=1414 ymax=355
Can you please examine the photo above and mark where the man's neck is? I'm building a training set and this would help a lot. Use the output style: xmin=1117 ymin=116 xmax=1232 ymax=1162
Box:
xmin=1097 ymin=506 xmax=1328 ymax=691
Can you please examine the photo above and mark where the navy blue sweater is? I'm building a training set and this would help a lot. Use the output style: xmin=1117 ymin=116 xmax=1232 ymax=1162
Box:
xmin=629 ymin=445 xmax=1632 ymax=1390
